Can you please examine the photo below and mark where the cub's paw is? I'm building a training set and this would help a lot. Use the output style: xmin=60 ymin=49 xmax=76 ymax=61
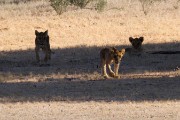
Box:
xmin=103 ymin=75 xmax=110 ymax=79
xmin=113 ymin=75 xmax=120 ymax=79
xmin=109 ymin=72 xmax=115 ymax=77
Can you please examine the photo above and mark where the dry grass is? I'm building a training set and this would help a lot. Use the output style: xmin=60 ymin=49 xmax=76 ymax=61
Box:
xmin=0 ymin=0 xmax=180 ymax=119
xmin=0 ymin=0 xmax=180 ymax=50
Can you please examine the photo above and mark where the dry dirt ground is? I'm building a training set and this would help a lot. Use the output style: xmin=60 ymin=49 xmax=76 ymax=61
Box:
xmin=0 ymin=0 xmax=180 ymax=119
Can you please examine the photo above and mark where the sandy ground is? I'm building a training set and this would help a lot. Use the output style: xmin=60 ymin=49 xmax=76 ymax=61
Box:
xmin=0 ymin=0 xmax=180 ymax=119
xmin=1 ymin=101 xmax=180 ymax=120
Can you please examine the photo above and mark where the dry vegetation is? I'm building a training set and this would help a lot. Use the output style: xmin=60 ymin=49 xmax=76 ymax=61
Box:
xmin=0 ymin=0 xmax=180 ymax=119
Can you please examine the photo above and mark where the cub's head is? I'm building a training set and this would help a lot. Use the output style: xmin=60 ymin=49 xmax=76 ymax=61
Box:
xmin=35 ymin=30 xmax=49 ymax=45
xmin=129 ymin=37 xmax=144 ymax=49
xmin=112 ymin=47 xmax=126 ymax=64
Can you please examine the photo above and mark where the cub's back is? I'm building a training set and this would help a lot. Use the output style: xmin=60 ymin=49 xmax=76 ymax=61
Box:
xmin=100 ymin=48 xmax=112 ymax=60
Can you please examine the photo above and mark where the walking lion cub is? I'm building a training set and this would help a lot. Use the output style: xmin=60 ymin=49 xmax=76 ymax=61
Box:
xmin=100 ymin=47 xmax=125 ymax=79
xmin=35 ymin=30 xmax=52 ymax=62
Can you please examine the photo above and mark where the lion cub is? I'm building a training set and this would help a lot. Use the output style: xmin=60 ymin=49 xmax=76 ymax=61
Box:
xmin=35 ymin=30 xmax=52 ymax=62
xmin=129 ymin=37 xmax=144 ymax=51
xmin=126 ymin=37 xmax=144 ymax=55
xmin=100 ymin=47 xmax=126 ymax=79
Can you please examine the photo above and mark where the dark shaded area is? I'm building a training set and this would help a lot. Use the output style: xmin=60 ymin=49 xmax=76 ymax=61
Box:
xmin=0 ymin=42 xmax=179 ymax=102
xmin=149 ymin=51 xmax=180 ymax=54
xmin=0 ymin=76 xmax=179 ymax=103
xmin=0 ymin=43 xmax=180 ymax=76
xmin=0 ymin=42 xmax=179 ymax=77
xmin=0 ymin=45 xmax=103 ymax=76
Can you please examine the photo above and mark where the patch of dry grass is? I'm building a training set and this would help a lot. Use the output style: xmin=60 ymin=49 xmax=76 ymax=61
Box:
xmin=0 ymin=0 xmax=179 ymax=49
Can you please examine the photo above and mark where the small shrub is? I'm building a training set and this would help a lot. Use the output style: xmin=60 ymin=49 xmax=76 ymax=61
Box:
xmin=95 ymin=0 xmax=107 ymax=12
xmin=50 ymin=0 xmax=69 ymax=15
xmin=173 ymin=0 xmax=180 ymax=9
xmin=0 ymin=0 xmax=31 ymax=4
xmin=139 ymin=0 xmax=164 ymax=15
xmin=50 ymin=0 xmax=107 ymax=15
xmin=69 ymin=0 xmax=92 ymax=8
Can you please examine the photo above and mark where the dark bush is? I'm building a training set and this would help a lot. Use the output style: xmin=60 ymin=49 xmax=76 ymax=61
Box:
xmin=50 ymin=0 xmax=107 ymax=15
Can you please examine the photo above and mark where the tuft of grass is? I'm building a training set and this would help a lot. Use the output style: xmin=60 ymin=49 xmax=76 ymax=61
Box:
xmin=50 ymin=0 xmax=107 ymax=14
xmin=139 ymin=0 xmax=164 ymax=15
xmin=69 ymin=0 xmax=92 ymax=8
xmin=50 ymin=0 xmax=69 ymax=15
xmin=95 ymin=0 xmax=107 ymax=12
xmin=173 ymin=0 xmax=180 ymax=9
xmin=0 ymin=0 xmax=39 ymax=4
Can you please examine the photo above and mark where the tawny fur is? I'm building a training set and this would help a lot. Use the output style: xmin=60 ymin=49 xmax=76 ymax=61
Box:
xmin=35 ymin=30 xmax=52 ymax=62
xmin=125 ymin=37 xmax=144 ymax=55
xmin=129 ymin=37 xmax=144 ymax=51
xmin=100 ymin=47 xmax=125 ymax=79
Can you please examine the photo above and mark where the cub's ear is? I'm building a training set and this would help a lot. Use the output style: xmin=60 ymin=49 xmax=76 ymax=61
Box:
xmin=139 ymin=37 xmax=144 ymax=42
xmin=129 ymin=37 xmax=134 ymax=43
xmin=112 ymin=47 xmax=118 ymax=52
xmin=120 ymin=48 xmax=126 ymax=54
xmin=44 ymin=30 xmax=48 ymax=37
xmin=35 ymin=30 xmax=39 ymax=36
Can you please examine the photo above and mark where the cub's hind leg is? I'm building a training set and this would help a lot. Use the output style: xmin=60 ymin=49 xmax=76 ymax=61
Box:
xmin=101 ymin=60 xmax=110 ymax=79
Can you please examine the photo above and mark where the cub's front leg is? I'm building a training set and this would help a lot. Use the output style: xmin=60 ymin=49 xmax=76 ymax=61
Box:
xmin=43 ymin=47 xmax=51 ymax=62
xmin=107 ymin=64 xmax=115 ymax=77
xmin=35 ymin=46 xmax=40 ymax=62
xmin=47 ymin=45 xmax=51 ymax=60
xmin=114 ymin=63 xmax=120 ymax=78
xmin=44 ymin=49 xmax=49 ymax=62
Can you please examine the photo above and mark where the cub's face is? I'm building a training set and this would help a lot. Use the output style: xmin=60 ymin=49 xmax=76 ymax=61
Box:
xmin=129 ymin=37 xmax=144 ymax=49
xmin=112 ymin=48 xmax=126 ymax=64
xmin=35 ymin=30 xmax=48 ymax=46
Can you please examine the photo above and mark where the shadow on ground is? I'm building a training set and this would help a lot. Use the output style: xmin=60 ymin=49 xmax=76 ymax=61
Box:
xmin=0 ymin=42 xmax=179 ymax=77
xmin=0 ymin=42 xmax=179 ymax=102
xmin=0 ymin=76 xmax=179 ymax=103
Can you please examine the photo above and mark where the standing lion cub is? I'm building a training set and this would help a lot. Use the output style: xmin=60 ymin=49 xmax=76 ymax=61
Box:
xmin=35 ymin=30 xmax=52 ymax=63
xmin=129 ymin=37 xmax=144 ymax=51
xmin=100 ymin=47 xmax=126 ymax=79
